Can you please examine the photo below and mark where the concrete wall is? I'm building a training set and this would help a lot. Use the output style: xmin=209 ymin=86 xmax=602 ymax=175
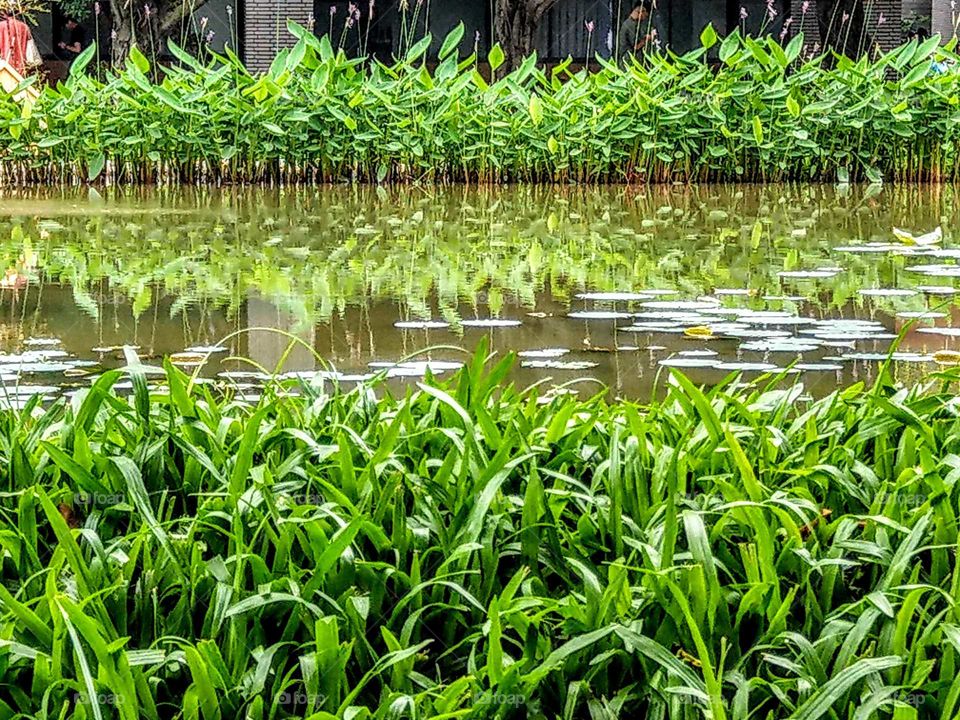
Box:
xmin=426 ymin=1 xmax=490 ymax=56
xmin=244 ymin=0 xmax=313 ymax=72
xmin=238 ymin=0 xmax=927 ymax=72
xmin=904 ymin=0 xmax=932 ymax=30
xmin=931 ymin=0 xmax=955 ymax=37
xmin=536 ymin=0 xmax=613 ymax=59
xmin=790 ymin=0 xmax=903 ymax=52
xmin=192 ymin=0 xmax=238 ymax=54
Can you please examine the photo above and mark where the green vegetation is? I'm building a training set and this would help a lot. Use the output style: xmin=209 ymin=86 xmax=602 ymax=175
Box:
xmin=0 ymin=343 xmax=958 ymax=718
xmin=3 ymin=25 xmax=960 ymax=183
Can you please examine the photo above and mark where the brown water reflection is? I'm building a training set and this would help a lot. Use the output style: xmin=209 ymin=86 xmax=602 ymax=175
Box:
xmin=0 ymin=184 xmax=956 ymax=401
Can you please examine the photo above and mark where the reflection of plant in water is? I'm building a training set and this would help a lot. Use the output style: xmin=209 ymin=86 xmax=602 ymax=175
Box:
xmin=0 ymin=185 xmax=953 ymax=331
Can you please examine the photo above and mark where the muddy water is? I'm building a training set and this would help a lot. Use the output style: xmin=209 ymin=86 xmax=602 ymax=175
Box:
xmin=0 ymin=184 xmax=956 ymax=404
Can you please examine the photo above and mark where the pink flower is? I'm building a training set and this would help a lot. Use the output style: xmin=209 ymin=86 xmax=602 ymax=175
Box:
xmin=330 ymin=5 xmax=337 ymax=15
xmin=95 ymin=1 xmax=101 ymax=15
xmin=842 ymin=12 xmax=850 ymax=23
xmin=877 ymin=12 xmax=886 ymax=25
xmin=584 ymin=19 xmax=595 ymax=34
xmin=740 ymin=6 xmax=748 ymax=20
xmin=801 ymin=1 xmax=810 ymax=14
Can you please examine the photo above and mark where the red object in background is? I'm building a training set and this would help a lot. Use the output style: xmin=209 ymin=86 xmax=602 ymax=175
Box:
xmin=0 ymin=15 xmax=32 ymax=76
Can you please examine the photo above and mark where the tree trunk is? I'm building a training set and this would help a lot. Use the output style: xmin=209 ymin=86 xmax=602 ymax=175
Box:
xmin=108 ymin=0 xmax=210 ymax=67
xmin=109 ymin=2 xmax=132 ymax=66
xmin=932 ymin=0 xmax=956 ymax=40
xmin=816 ymin=0 xmax=872 ymax=60
xmin=493 ymin=0 xmax=559 ymax=70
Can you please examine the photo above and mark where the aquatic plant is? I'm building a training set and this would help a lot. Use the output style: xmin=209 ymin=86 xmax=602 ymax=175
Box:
xmin=1 ymin=24 xmax=960 ymax=183
xmin=1 ymin=343 xmax=960 ymax=717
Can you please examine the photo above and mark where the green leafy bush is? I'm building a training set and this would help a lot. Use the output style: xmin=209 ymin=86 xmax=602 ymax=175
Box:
xmin=2 ymin=24 xmax=959 ymax=183
xmin=2 ymin=345 xmax=960 ymax=718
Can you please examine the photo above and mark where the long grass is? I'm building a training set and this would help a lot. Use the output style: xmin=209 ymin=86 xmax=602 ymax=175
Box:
xmin=2 ymin=24 xmax=960 ymax=184
xmin=0 ymin=341 xmax=959 ymax=717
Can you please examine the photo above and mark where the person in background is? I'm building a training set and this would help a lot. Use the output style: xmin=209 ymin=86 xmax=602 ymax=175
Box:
xmin=58 ymin=16 xmax=85 ymax=62
xmin=617 ymin=0 xmax=660 ymax=64
xmin=0 ymin=7 xmax=34 ymax=76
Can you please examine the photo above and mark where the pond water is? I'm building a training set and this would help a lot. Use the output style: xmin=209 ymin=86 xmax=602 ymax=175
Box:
xmin=0 ymin=184 xmax=957 ymax=404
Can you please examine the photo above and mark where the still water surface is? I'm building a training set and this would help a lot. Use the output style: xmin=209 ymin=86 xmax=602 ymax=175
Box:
xmin=0 ymin=184 xmax=957 ymax=403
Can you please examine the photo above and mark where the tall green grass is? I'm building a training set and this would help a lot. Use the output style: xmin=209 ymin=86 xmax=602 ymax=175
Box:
xmin=3 ymin=24 xmax=960 ymax=183
xmin=0 ymin=343 xmax=959 ymax=717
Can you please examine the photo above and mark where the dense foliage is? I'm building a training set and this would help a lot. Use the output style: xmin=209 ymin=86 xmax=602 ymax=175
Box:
xmin=0 ymin=345 xmax=958 ymax=718
xmin=1 ymin=24 xmax=960 ymax=183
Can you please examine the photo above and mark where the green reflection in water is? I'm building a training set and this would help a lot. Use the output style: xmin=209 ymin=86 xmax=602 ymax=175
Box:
xmin=0 ymin=184 xmax=953 ymax=397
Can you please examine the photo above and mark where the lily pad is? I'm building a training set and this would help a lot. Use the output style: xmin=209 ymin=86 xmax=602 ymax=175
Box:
xmin=659 ymin=357 xmax=720 ymax=368
xmin=521 ymin=360 xmax=599 ymax=370
xmin=713 ymin=362 xmax=779 ymax=372
xmin=740 ymin=339 xmax=822 ymax=353
xmin=896 ymin=311 xmax=947 ymax=319
xmin=461 ymin=319 xmax=522 ymax=328
xmin=24 ymin=338 xmax=61 ymax=347
xmin=185 ymin=345 xmax=229 ymax=354
xmin=641 ymin=300 xmax=721 ymax=311
xmin=837 ymin=352 xmax=932 ymax=362
xmin=795 ymin=363 xmax=844 ymax=371
xmin=518 ymin=349 xmax=571 ymax=359
xmin=395 ymin=321 xmax=451 ymax=330
xmin=567 ymin=311 xmax=633 ymax=320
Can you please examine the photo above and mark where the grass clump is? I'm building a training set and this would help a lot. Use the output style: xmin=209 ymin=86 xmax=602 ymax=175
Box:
xmin=0 ymin=343 xmax=958 ymax=717
xmin=2 ymin=24 xmax=960 ymax=184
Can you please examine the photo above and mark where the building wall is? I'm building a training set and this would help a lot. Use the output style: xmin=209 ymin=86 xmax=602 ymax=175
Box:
xmin=537 ymin=0 xmax=613 ymax=59
xmin=244 ymin=0 xmax=313 ymax=72
xmin=790 ymin=0 xmax=903 ymax=52
xmin=238 ymin=0 xmax=925 ymax=71
xmin=425 ymin=0 xmax=490 ymax=57
xmin=192 ymin=0 xmax=238 ymax=54
xmin=931 ymin=0 xmax=955 ymax=37
xmin=904 ymin=0 xmax=932 ymax=30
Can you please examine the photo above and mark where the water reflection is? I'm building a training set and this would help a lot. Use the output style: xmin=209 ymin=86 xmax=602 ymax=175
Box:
xmin=0 ymin=184 xmax=955 ymax=400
